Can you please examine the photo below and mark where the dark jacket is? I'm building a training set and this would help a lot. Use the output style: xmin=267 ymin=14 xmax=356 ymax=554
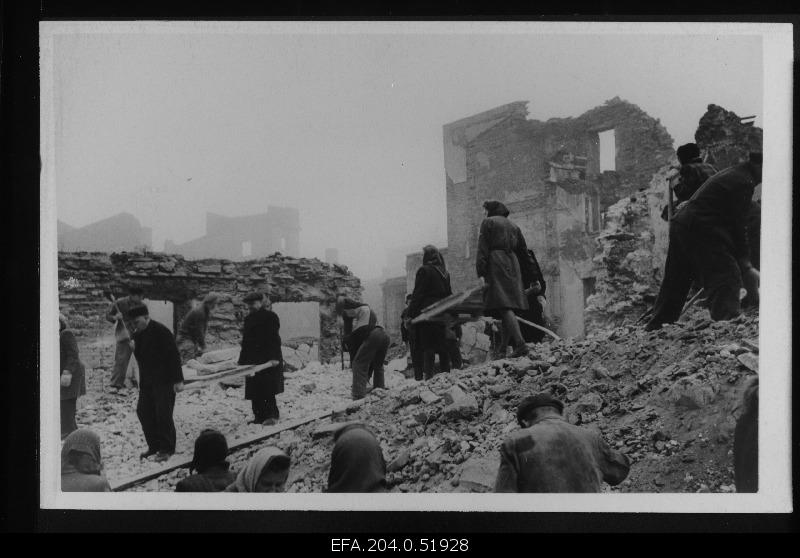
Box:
xmin=175 ymin=467 xmax=237 ymax=492
xmin=132 ymin=319 xmax=184 ymax=387
xmin=239 ymin=308 xmax=284 ymax=398
xmin=495 ymin=415 xmax=630 ymax=493
xmin=674 ymin=159 xmax=718 ymax=203
xmin=477 ymin=214 xmax=535 ymax=311
xmin=343 ymin=306 xmax=378 ymax=360
xmin=408 ymin=264 xmax=452 ymax=318
xmin=177 ymin=305 xmax=210 ymax=348
xmin=674 ymin=161 xmax=760 ymax=269
xmin=60 ymin=329 xmax=86 ymax=401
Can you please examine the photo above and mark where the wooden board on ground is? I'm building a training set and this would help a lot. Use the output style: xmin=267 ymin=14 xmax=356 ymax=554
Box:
xmin=182 ymin=362 xmax=275 ymax=385
xmin=410 ymin=284 xmax=485 ymax=325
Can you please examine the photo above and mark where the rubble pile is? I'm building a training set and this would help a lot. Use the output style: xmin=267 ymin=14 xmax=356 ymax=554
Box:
xmin=58 ymin=251 xmax=362 ymax=361
xmin=585 ymin=168 xmax=672 ymax=329
xmin=695 ymin=104 xmax=763 ymax=171
xmin=251 ymin=306 xmax=758 ymax=494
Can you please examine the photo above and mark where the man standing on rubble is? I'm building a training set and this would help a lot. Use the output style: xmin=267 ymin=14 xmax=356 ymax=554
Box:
xmin=129 ymin=305 xmax=184 ymax=462
xmin=176 ymin=293 xmax=219 ymax=364
xmin=645 ymin=152 xmax=762 ymax=330
xmin=239 ymin=292 xmax=284 ymax=425
xmin=105 ymin=286 xmax=145 ymax=393
xmin=495 ymin=393 xmax=630 ymax=492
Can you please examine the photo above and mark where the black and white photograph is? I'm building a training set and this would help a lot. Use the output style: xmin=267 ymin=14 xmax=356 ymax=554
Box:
xmin=39 ymin=20 xmax=792 ymax=515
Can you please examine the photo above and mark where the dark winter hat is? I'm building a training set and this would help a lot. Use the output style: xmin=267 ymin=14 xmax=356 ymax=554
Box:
xmin=190 ymin=429 xmax=229 ymax=473
xmin=127 ymin=304 xmax=149 ymax=318
xmin=517 ymin=393 xmax=564 ymax=425
xmin=243 ymin=291 xmax=264 ymax=303
xmin=676 ymin=143 xmax=701 ymax=165
xmin=483 ymin=200 xmax=510 ymax=217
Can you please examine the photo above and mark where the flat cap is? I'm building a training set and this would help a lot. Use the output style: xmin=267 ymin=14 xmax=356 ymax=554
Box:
xmin=242 ymin=292 xmax=264 ymax=303
xmin=517 ymin=393 xmax=564 ymax=424
xmin=127 ymin=304 xmax=149 ymax=318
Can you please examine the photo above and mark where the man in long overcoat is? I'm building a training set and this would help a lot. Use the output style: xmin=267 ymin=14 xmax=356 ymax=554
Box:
xmin=129 ymin=305 xmax=184 ymax=462
xmin=476 ymin=200 xmax=536 ymax=358
xmin=239 ymin=292 xmax=284 ymax=425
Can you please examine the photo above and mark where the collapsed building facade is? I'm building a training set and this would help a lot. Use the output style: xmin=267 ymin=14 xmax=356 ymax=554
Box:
xmin=58 ymin=251 xmax=361 ymax=362
xmin=58 ymin=212 xmax=153 ymax=253
xmin=439 ymin=98 xmax=674 ymax=338
xmin=164 ymin=206 xmax=301 ymax=261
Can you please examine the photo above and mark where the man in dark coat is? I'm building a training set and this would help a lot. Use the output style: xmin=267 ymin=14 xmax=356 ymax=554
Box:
xmin=495 ymin=394 xmax=630 ymax=492
xmin=176 ymin=292 xmax=218 ymax=364
xmin=661 ymin=143 xmax=718 ymax=221
xmin=516 ymin=248 xmax=548 ymax=344
xmin=646 ymin=153 xmax=762 ymax=330
xmin=336 ymin=297 xmax=389 ymax=400
xmin=239 ymin=292 xmax=284 ymax=425
xmin=129 ymin=304 xmax=184 ymax=462
xmin=477 ymin=201 xmax=537 ymax=358
xmin=175 ymin=429 xmax=237 ymax=492
xmin=60 ymin=313 xmax=86 ymax=439
xmin=408 ymin=245 xmax=453 ymax=380
xmin=400 ymin=295 xmax=424 ymax=378
xmin=105 ymin=286 xmax=145 ymax=392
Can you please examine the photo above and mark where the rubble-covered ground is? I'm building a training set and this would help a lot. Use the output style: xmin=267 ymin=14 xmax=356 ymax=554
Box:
xmin=78 ymin=307 xmax=758 ymax=494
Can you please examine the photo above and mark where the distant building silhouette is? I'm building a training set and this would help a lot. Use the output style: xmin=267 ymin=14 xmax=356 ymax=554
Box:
xmin=164 ymin=206 xmax=300 ymax=260
xmin=58 ymin=212 xmax=152 ymax=252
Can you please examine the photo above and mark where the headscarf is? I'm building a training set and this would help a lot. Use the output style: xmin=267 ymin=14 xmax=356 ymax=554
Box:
xmin=327 ymin=424 xmax=388 ymax=493
xmin=226 ymin=446 xmax=290 ymax=492
xmin=61 ymin=429 xmax=103 ymax=475
xmin=190 ymin=429 xmax=230 ymax=473
xmin=422 ymin=245 xmax=449 ymax=281
xmin=483 ymin=200 xmax=510 ymax=218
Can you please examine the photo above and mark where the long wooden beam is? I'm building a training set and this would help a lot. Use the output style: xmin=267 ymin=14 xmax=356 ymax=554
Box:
xmin=110 ymin=398 xmax=369 ymax=492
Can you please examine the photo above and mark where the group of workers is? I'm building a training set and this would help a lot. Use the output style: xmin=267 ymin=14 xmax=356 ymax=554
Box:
xmin=59 ymin=143 xmax=761 ymax=493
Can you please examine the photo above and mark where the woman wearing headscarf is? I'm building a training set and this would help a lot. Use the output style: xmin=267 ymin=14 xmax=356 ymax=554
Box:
xmin=225 ymin=446 xmax=290 ymax=493
xmin=175 ymin=429 xmax=237 ymax=492
xmin=327 ymin=424 xmax=388 ymax=493
xmin=60 ymin=313 xmax=86 ymax=439
xmin=61 ymin=429 xmax=111 ymax=492
xmin=476 ymin=201 xmax=537 ymax=358
xmin=408 ymin=245 xmax=453 ymax=380
xmin=336 ymin=297 xmax=389 ymax=400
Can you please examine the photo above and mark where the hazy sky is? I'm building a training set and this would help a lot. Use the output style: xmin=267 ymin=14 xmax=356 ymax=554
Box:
xmin=49 ymin=25 xmax=763 ymax=279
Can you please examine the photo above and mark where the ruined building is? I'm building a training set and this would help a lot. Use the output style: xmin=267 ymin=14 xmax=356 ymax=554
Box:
xmin=164 ymin=206 xmax=300 ymax=261
xmin=58 ymin=251 xmax=361 ymax=362
xmin=439 ymin=98 xmax=675 ymax=338
xmin=585 ymin=103 xmax=763 ymax=330
xmin=58 ymin=212 xmax=152 ymax=253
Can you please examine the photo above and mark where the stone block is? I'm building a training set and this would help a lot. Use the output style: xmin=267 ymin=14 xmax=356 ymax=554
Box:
xmin=419 ymin=388 xmax=441 ymax=405
xmin=443 ymin=395 xmax=479 ymax=421
xmin=573 ymin=392 xmax=604 ymax=414
xmin=458 ymin=456 xmax=498 ymax=492
xmin=737 ymin=352 xmax=758 ymax=372
xmin=443 ymin=385 xmax=467 ymax=405
xmin=387 ymin=449 xmax=412 ymax=472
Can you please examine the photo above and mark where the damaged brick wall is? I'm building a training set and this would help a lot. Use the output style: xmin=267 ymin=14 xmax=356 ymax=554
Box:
xmin=443 ymin=97 xmax=673 ymax=337
xmin=695 ymin=104 xmax=763 ymax=170
xmin=57 ymin=251 xmax=362 ymax=362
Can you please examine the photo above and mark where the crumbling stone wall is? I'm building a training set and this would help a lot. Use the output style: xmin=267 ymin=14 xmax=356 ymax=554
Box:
xmin=444 ymin=97 xmax=673 ymax=338
xmin=58 ymin=251 xmax=361 ymax=362
xmin=695 ymin=104 xmax=763 ymax=171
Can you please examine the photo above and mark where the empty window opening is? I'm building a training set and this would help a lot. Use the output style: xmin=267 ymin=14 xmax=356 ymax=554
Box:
xmin=143 ymin=298 xmax=175 ymax=333
xmin=582 ymin=277 xmax=597 ymax=306
xmin=598 ymin=129 xmax=616 ymax=172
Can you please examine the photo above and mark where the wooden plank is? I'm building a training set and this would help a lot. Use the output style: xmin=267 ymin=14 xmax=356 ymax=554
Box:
xmin=183 ymin=362 xmax=274 ymax=385
xmin=110 ymin=397 xmax=370 ymax=491
xmin=410 ymin=285 xmax=484 ymax=324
